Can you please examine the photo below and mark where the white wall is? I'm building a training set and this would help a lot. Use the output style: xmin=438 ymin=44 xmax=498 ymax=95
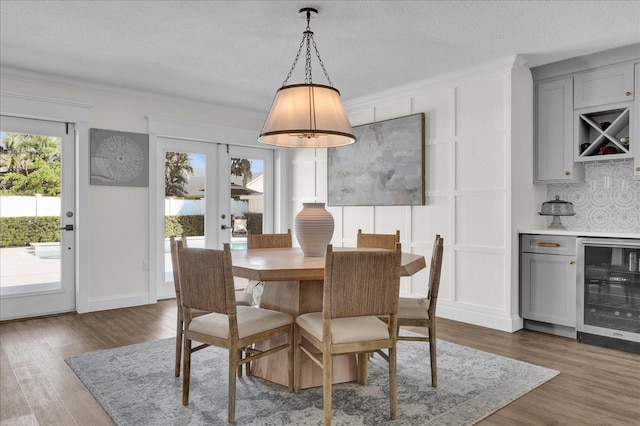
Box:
xmin=1 ymin=74 xmax=264 ymax=313
xmin=1 ymin=59 xmax=546 ymax=330
xmin=289 ymin=59 xmax=546 ymax=331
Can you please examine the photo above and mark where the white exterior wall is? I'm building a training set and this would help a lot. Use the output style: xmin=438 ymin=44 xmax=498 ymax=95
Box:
xmin=0 ymin=195 xmax=60 ymax=217
xmin=289 ymin=60 xmax=546 ymax=331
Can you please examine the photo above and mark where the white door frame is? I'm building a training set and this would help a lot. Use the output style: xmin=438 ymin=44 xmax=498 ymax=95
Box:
xmin=0 ymin=110 xmax=89 ymax=321
xmin=153 ymin=137 xmax=222 ymax=299
xmin=147 ymin=117 xmax=276 ymax=302
xmin=0 ymin=92 xmax=90 ymax=317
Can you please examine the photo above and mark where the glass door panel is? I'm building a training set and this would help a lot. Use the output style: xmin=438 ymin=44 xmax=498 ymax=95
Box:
xmin=154 ymin=138 xmax=274 ymax=299
xmin=0 ymin=116 xmax=75 ymax=319
xmin=163 ymin=150 xmax=207 ymax=288
xmin=227 ymin=145 xmax=273 ymax=251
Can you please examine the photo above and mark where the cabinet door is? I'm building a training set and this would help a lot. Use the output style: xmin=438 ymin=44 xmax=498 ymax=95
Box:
xmin=574 ymin=63 xmax=634 ymax=109
xmin=521 ymin=252 xmax=576 ymax=327
xmin=535 ymin=78 xmax=584 ymax=182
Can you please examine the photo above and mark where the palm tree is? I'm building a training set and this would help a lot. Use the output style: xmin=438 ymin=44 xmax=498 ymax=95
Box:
xmin=0 ymin=133 xmax=60 ymax=194
xmin=165 ymin=152 xmax=193 ymax=197
xmin=230 ymin=158 xmax=252 ymax=186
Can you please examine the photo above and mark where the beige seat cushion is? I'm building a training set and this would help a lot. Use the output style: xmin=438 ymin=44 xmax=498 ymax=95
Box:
xmin=398 ymin=293 xmax=429 ymax=319
xmin=296 ymin=312 xmax=389 ymax=344
xmin=189 ymin=306 xmax=292 ymax=339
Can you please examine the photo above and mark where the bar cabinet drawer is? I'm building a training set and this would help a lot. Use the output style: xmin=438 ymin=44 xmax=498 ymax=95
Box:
xmin=521 ymin=234 xmax=577 ymax=256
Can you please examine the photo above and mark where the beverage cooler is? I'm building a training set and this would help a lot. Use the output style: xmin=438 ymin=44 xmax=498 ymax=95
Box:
xmin=577 ymin=238 xmax=640 ymax=353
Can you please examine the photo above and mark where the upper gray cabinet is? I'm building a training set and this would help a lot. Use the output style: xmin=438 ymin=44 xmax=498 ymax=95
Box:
xmin=535 ymin=78 xmax=584 ymax=183
xmin=573 ymin=63 xmax=634 ymax=109
xmin=531 ymin=44 xmax=640 ymax=183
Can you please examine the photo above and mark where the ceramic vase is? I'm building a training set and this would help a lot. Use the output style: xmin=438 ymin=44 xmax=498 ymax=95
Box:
xmin=294 ymin=202 xmax=334 ymax=257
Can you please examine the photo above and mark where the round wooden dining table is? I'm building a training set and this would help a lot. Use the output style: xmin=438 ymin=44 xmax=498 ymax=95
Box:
xmin=231 ymin=246 xmax=427 ymax=389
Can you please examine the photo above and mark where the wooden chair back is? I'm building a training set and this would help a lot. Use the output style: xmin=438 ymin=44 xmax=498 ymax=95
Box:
xmin=247 ymin=229 xmax=292 ymax=249
xmin=323 ymin=244 xmax=402 ymax=319
xmin=177 ymin=244 xmax=237 ymax=316
xmin=427 ymin=235 xmax=444 ymax=320
xmin=356 ymin=229 xmax=400 ymax=250
xmin=169 ymin=235 xmax=187 ymax=300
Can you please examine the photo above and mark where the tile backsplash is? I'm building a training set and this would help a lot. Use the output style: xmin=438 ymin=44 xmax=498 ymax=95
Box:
xmin=547 ymin=160 xmax=640 ymax=233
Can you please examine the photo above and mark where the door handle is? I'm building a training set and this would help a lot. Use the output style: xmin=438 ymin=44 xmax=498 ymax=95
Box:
xmin=60 ymin=224 xmax=74 ymax=231
xmin=221 ymin=224 xmax=231 ymax=230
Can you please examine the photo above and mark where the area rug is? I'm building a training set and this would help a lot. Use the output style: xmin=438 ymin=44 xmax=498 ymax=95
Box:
xmin=65 ymin=336 xmax=558 ymax=425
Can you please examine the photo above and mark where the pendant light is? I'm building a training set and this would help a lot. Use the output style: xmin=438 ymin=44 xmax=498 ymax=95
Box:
xmin=258 ymin=7 xmax=356 ymax=148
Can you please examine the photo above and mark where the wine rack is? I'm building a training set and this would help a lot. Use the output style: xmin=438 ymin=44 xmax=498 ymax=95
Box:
xmin=575 ymin=103 xmax=632 ymax=162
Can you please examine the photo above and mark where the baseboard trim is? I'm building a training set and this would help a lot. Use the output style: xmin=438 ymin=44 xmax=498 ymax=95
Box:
xmin=87 ymin=292 xmax=150 ymax=313
xmin=437 ymin=305 xmax=523 ymax=332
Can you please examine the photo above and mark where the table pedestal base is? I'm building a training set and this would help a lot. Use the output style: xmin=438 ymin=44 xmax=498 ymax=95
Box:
xmin=249 ymin=280 xmax=358 ymax=389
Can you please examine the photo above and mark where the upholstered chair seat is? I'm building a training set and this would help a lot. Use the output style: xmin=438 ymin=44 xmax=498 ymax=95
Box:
xmin=397 ymin=293 xmax=430 ymax=319
xmin=188 ymin=305 xmax=292 ymax=339
xmin=295 ymin=312 xmax=391 ymax=344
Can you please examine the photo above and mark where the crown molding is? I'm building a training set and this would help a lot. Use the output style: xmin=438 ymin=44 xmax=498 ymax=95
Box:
xmin=0 ymin=66 xmax=265 ymax=121
xmin=344 ymin=55 xmax=527 ymax=110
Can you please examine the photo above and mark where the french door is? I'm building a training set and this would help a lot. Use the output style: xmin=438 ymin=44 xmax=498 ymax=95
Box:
xmin=0 ymin=115 xmax=76 ymax=320
xmin=154 ymin=136 xmax=273 ymax=299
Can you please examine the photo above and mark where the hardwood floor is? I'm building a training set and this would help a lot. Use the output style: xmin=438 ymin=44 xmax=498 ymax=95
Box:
xmin=1 ymin=300 xmax=638 ymax=425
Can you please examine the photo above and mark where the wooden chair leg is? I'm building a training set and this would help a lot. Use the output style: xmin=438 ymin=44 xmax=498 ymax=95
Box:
xmin=323 ymin=349 xmax=333 ymax=426
xmin=182 ymin=336 xmax=191 ymax=406
xmin=175 ymin=316 xmax=183 ymax=377
xmin=287 ymin=326 xmax=294 ymax=392
xmin=389 ymin=345 xmax=397 ymax=420
xmin=294 ymin=327 xmax=302 ymax=392
xmin=237 ymin=349 xmax=243 ymax=378
xmin=357 ymin=353 xmax=368 ymax=385
xmin=429 ymin=326 xmax=437 ymax=387
xmin=229 ymin=349 xmax=237 ymax=423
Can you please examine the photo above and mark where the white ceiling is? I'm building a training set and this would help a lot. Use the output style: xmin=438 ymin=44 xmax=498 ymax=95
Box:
xmin=1 ymin=1 xmax=639 ymax=115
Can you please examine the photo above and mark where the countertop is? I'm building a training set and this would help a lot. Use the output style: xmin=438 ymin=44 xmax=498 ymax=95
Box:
xmin=519 ymin=229 xmax=640 ymax=239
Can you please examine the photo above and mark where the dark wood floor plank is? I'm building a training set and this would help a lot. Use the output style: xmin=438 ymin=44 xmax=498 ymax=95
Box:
xmin=1 ymin=300 xmax=638 ymax=426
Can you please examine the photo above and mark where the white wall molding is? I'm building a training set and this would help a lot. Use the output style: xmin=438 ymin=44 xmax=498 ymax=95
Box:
xmin=147 ymin=116 xmax=262 ymax=148
xmin=437 ymin=305 xmax=524 ymax=333
xmin=0 ymin=90 xmax=91 ymax=122
xmin=2 ymin=66 xmax=264 ymax=120
xmin=87 ymin=292 xmax=151 ymax=313
xmin=345 ymin=55 xmax=525 ymax=111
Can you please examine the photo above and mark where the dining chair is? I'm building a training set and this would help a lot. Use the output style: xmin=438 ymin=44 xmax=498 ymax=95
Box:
xmin=244 ymin=229 xmax=292 ymax=306
xmin=357 ymin=229 xmax=400 ymax=362
xmin=169 ymin=235 xmax=252 ymax=377
xmin=177 ymin=244 xmax=294 ymax=423
xmin=247 ymin=228 xmax=292 ymax=249
xmin=294 ymin=244 xmax=403 ymax=426
xmin=394 ymin=234 xmax=444 ymax=387
xmin=356 ymin=228 xmax=400 ymax=250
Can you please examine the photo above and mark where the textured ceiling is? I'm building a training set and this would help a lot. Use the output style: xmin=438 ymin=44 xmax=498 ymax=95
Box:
xmin=1 ymin=1 xmax=639 ymax=115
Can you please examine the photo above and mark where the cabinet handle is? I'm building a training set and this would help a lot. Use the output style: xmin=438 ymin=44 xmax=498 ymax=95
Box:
xmin=637 ymin=167 xmax=640 ymax=172
xmin=625 ymin=91 xmax=632 ymax=96
xmin=537 ymin=242 xmax=561 ymax=247
xmin=569 ymin=260 xmax=575 ymax=265
xmin=565 ymin=171 xmax=570 ymax=176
